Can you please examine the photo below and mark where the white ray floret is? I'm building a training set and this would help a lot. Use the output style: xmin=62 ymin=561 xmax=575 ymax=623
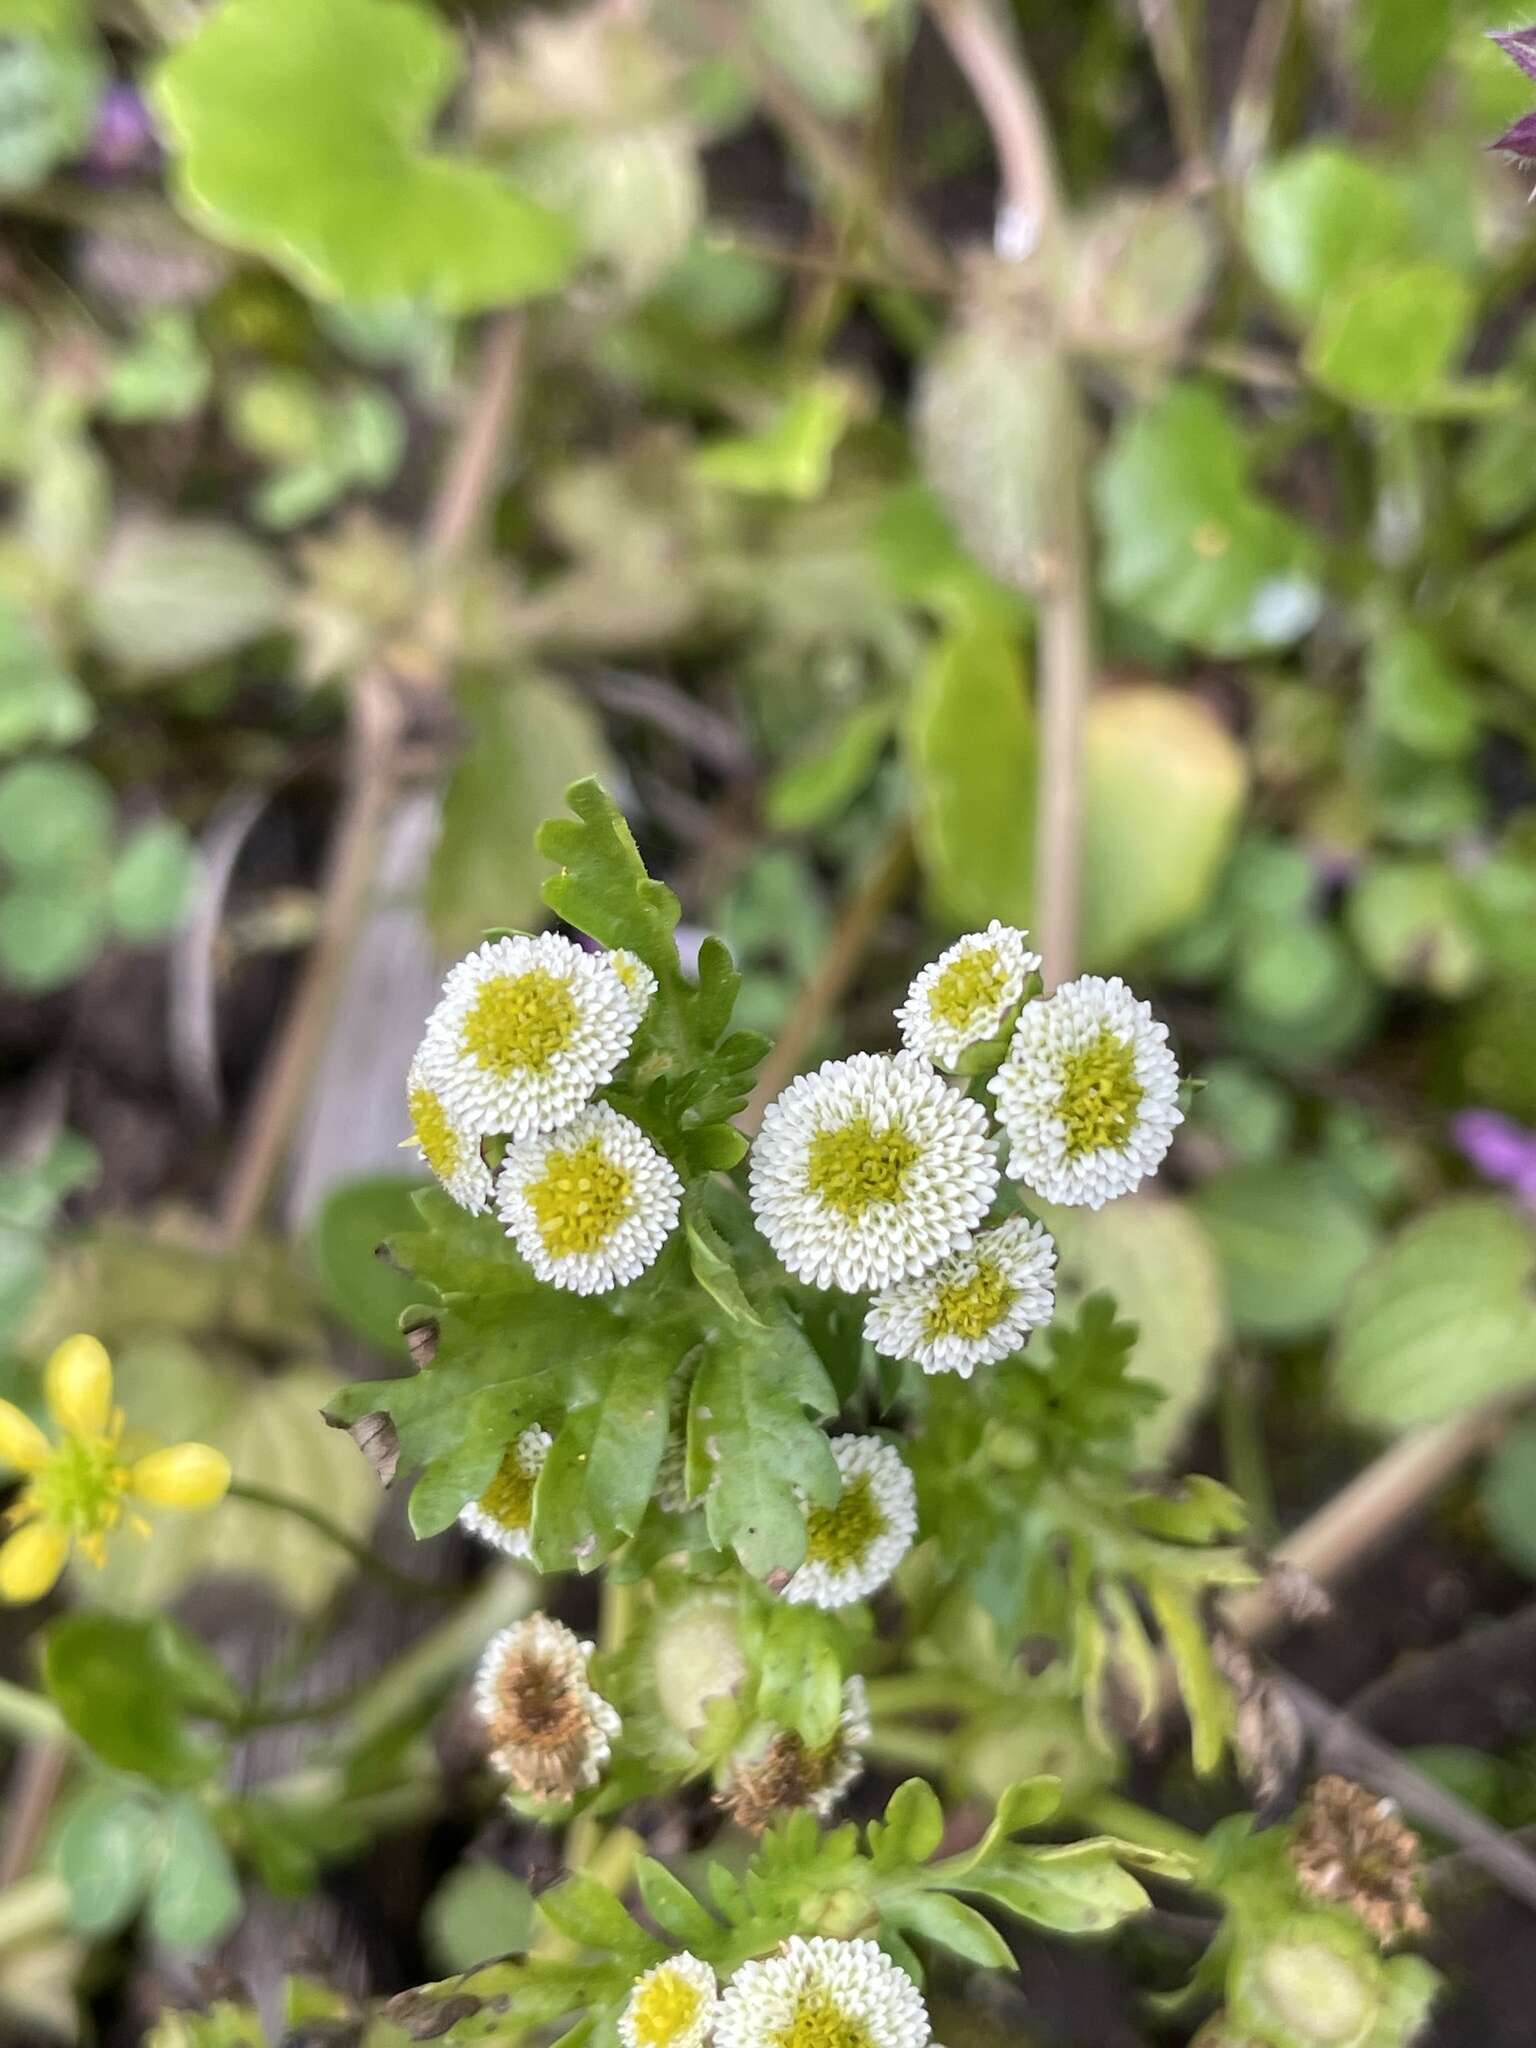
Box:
xmin=418 ymin=933 xmax=639 ymax=1140
xmin=990 ymin=974 xmax=1182 ymax=1209
xmin=749 ymin=1052 xmax=998 ymax=1294
xmin=896 ymin=919 xmax=1041 ymax=1068
xmin=497 ymin=1103 xmax=682 ymax=1295
xmin=783 ymin=1436 xmax=917 ymax=1611
xmin=809 ymin=1674 xmax=872 ymax=1818
xmin=864 ymin=1214 xmax=1056 ymax=1377
xmin=608 ymin=948 xmax=659 ymax=1029
xmin=716 ymin=1936 xmax=931 ymax=2048
xmin=474 ymin=1612 xmax=621 ymax=1802
xmin=405 ymin=1054 xmax=493 ymax=1212
xmin=458 ymin=1426 xmax=552 ymax=1560
xmin=619 ymin=1953 xmax=718 ymax=2048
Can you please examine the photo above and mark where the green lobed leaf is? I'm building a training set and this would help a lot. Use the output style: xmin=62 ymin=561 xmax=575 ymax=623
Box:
xmin=869 ymin=1779 xmax=946 ymax=1873
xmin=694 ymin=378 xmax=854 ymax=501
xmin=689 ymin=1314 xmax=839 ymax=1577
xmin=153 ymin=0 xmax=578 ymax=312
xmin=307 ymin=1173 xmax=426 ymax=1354
xmin=534 ymin=1875 xmax=651 ymax=1957
xmin=952 ymin=1844 xmax=1151 ymax=1934
xmin=538 ymin=778 xmax=683 ymax=990
xmin=882 ymin=1890 xmax=1014 ymax=1970
xmin=684 ymin=1189 xmax=766 ymax=1329
xmin=754 ymin=1603 xmax=844 ymax=1747
xmin=634 ymin=1858 xmax=719 ymax=1951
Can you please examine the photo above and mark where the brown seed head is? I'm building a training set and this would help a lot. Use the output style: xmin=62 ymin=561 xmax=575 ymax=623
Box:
xmin=1290 ymin=1774 xmax=1428 ymax=1946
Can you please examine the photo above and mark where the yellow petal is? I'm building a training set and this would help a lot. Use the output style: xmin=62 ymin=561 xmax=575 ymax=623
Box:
xmin=0 ymin=1400 xmax=50 ymax=1474
xmin=44 ymin=1335 xmax=114 ymax=1438
xmin=0 ymin=1523 xmax=69 ymax=1603
xmin=130 ymin=1443 xmax=231 ymax=1511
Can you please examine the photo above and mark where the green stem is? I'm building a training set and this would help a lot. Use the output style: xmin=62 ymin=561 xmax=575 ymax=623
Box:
xmin=1075 ymin=1791 xmax=1204 ymax=1864
xmin=1219 ymin=1354 xmax=1277 ymax=1545
xmin=226 ymin=1479 xmax=458 ymax=1604
xmin=864 ymin=1724 xmax=954 ymax=1773
xmin=863 ymin=1672 xmax=972 ymax=1717
xmin=0 ymin=1680 xmax=65 ymax=1747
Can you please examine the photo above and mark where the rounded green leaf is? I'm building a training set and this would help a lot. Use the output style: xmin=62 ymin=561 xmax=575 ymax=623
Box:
xmin=86 ymin=518 xmax=289 ymax=675
xmin=51 ymin=1785 xmax=158 ymax=1936
xmin=0 ymin=600 xmax=92 ymax=756
xmin=1347 ymin=858 xmax=1485 ymax=997
xmin=0 ymin=25 xmax=103 ymax=195
xmin=1366 ymin=626 xmax=1479 ymax=759
xmin=1480 ymin=1419 xmax=1536 ymax=1579
xmin=1243 ymin=147 xmax=1414 ymax=316
xmin=0 ymin=758 xmax=112 ymax=872
xmin=424 ymin=1862 xmax=535 ymax=1976
xmin=1081 ymin=685 xmax=1247 ymax=963
xmin=1192 ymin=1161 xmax=1380 ymax=1343
xmin=308 ymin=1174 xmax=424 ymax=1353
xmin=110 ymin=819 xmax=198 ymax=942
xmin=42 ymin=1614 xmax=225 ymax=1786
xmin=1095 ymin=383 xmax=1322 ymax=656
xmin=147 ymin=1796 xmax=242 ymax=1949
xmin=1332 ymin=1198 xmax=1536 ymax=1430
xmin=1303 ymin=262 xmax=1473 ymax=411
xmin=152 ymin=0 xmax=578 ymax=312
xmin=0 ymin=880 xmax=109 ymax=992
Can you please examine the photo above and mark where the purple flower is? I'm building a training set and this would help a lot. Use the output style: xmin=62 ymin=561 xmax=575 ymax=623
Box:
xmin=1491 ymin=30 xmax=1536 ymax=162
xmin=1452 ymin=1109 xmax=1536 ymax=1212
xmin=83 ymin=85 xmax=159 ymax=180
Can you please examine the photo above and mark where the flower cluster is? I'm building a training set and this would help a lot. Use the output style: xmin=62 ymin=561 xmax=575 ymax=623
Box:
xmin=0 ymin=1336 xmax=230 ymax=1603
xmin=407 ymin=933 xmax=681 ymax=1294
xmin=621 ymin=1937 xmax=932 ymax=2048
xmin=750 ymin=928 xmax=1180 ymax=1374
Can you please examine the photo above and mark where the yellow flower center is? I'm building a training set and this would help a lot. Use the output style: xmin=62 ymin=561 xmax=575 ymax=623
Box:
xmin=804 ymin=1474 xmax=885 ymax=1573
xmin=409 ymin=1083 xmax=462 ymax=1181
xmin=22 ymin=1433 xmax=130 ymax=1564
xmin=1057 ymin=1028 xmax=1144 ymax=1158
xmin=527 ymin=1138 xmax=633 ymax=1257
xmin=777 ymin=1994 xmax=873 ymax=2048
xmin=806 ymin=1118 xmax=920 ymax=1218
xmin=929 ymin=947 xmax=1005 ymax=1031
xmin=924 ymin=1256 xmax=1015 ymax=1341
xmin=477 ymin=1443 xmax=537 ymax=1533
xmin=612 ymin=954 xmax=644 ymax=994
xmin=628 ymin=1971 xmax=704 ymax=2047
xmin=460 ymin=969 xmax=579 ymax=1077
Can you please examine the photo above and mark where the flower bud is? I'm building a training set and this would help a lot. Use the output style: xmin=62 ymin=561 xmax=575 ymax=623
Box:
xmin=651 ymin=1595 xmax=747 ymax=1742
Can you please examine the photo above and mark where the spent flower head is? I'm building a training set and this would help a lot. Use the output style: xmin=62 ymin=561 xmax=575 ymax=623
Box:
xmin=896 ymin=920 xmax=1040 ymax=1068
xmin=474 ymin=1612 xmax=621 ymax=1802
xmin=715 ymin=1935 xmax=931 ymax=2048
xmin=457 ymin=1426 xmax=552 ymax=1560
xmin=1290 ymin=1775 xmax=1427 ymax=1946
xmin=864 ymin=1214 xmax=1056 ymax=1376
xmin=418 ymin=932 xmax=640 ymax=1139
xmin=749 ymin=1051 xmax=997 ymax=1293
xmin=496 ymin=1102 xmax=683 ymax=1293
xmin=783 ymin=1436 xmax=916 ymax=1611
xmin=717 ymin=1675 xmax=870 ymax=1833
xmin=0 ymin=1336 xmax=230 ymax=1603
xmin=990 ymin=974 xmax=1181 ymax=1208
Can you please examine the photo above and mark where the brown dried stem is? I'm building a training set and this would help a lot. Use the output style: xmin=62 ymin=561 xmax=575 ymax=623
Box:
xmin=215 ymin=312 xmax=526 ymax=1248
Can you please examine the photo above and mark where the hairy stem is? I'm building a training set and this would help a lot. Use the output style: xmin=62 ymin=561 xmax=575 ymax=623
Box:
xmin=928 ymin=0 xmax=1093 ymax=984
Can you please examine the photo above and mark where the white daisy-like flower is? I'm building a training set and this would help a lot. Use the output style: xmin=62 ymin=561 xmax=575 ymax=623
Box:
xmin=609 ymin=948 xmax=659 ymax=1028
xmin=896 ymin=920 xmax=1041 ymax=1068
xmin=497 ymin=1103 xmax=682 ymax=1295
xmin=474 ymin=1612 xmax=621 ymax=1802
xmin=990 ymin=974 xmax=1182 ymax=1209
xmin=863 ymin=1215 xmax=1056 ymax=1377
xmin=783 ymin=1436 xmax=917 ymax=1611
xmin=418 ymin=933 xmax=639 ymax=1139
xmin=405 ymin=1053 xmax=493 ymax=1212
xmin=716 ymin=1936 xmax=930 ymax=2048
xmin=620 ymin=1953 xmax=718 ymax=2048
xmin=458 ymin=1426 xmax=552 ymax=1559
xmin=749 ymin=1052 xmax=998 ymax=1294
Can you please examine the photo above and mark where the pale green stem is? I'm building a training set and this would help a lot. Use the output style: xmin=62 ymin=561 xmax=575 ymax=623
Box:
xmin=0 ymin=1680 xmax=65 ymax=1747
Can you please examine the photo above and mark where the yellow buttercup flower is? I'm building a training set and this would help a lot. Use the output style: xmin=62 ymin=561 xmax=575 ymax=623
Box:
xmin=0 ymin=1335 xmax=231 ymax=1603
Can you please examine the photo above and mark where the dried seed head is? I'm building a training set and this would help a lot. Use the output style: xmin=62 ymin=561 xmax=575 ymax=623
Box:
xmin=473 ymin=1614 xmax=621 ymax=1802
xmin=1290 ymin=1775 xmax=1428 ymax=1946
xmin=716 ymin=1679 xmax=869 ymax=1834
